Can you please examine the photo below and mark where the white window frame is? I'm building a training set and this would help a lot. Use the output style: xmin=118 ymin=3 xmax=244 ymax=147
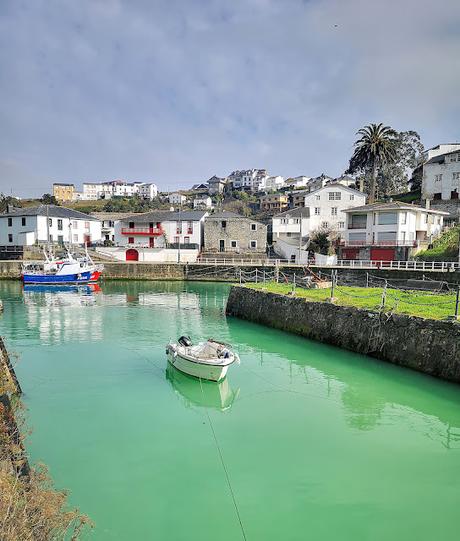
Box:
xmin=251 ymin=223 xmax=257 ymax=231
xmin=230 ymin=240 xmax=238 ymax=249
xmin=249 ymin=240 xmax=257 ymax=249
xmin=314 ymin=207 xmax=320 ymax=215
xmin=331 ymin=207 xmax=338 ymax=216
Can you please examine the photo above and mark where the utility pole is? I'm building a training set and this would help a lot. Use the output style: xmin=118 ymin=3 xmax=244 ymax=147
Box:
xmin=177 ymin=203 xmax=182 ymax=264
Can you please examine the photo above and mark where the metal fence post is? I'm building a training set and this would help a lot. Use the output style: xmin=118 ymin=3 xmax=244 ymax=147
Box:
xmin=381 ymin=280 xmax=387 ymax=309
xmin=455 ymin=286 xmax=460 ymax=319
xmin=239 ymin=268 xmax=242 ymax=285
xmin=255 ymin=268 xmax=258 ymax=283
xmin=330 ymin=271 xmax=335 ymax=303
xmin=292 ymin=273 xmax=296 ymax=294
xmin=366 ymin=272 xmax=369 ymax=288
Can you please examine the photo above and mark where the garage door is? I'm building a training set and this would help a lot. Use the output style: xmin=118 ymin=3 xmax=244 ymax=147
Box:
xmin=342 ymin=248 xmax=359 ymax=260
xmin=370 ymin=248 xmax=395 ymax=261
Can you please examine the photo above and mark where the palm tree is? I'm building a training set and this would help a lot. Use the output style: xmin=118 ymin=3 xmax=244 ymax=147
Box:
xmin=347 ymin=123 xmax=397 ymax=203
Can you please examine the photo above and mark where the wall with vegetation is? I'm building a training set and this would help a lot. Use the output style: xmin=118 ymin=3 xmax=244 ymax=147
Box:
xmin=226 ymin=286 xmax=460 ymax=383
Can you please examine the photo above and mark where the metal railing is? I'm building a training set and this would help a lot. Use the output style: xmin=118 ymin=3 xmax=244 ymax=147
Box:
xmin=342 ymin=240 xmax=419 ymax=247
xmin=121 ymin=227 xmax=163 ymax=236
xmin=194 ymin=257 xmax=460 ymax=271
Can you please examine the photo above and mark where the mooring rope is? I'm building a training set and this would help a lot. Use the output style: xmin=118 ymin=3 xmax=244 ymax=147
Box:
xmin=198 ymin=377 xmax=248 ymax=541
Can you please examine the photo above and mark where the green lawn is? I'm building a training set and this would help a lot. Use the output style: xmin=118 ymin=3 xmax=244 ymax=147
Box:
xmin=246 ymin=282 xmax=458 ymax=320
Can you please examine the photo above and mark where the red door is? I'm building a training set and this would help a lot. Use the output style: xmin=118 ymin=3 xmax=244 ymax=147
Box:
xmin=370 ymin=248 xmax=395 ymax=261
xmin=149 ymin=237 xmax=155 ymax=248
xmin=126 ymin=249 xmax=139 ymax=261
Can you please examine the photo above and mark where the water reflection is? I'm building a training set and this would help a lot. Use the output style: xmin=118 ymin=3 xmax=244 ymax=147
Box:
xmin=165 ymin=364 xmax=240 ymax=412
xmin=227 ymin=320 xmax=460 ymax=449
xmin=22 ymin=284 xmax=103 ymax=345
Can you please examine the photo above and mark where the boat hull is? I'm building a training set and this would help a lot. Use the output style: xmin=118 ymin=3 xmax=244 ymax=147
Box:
xmin=167 ymin=350 xmax=230 ymax=382
xmin=22 ymin=270 xmax=101 ymax=285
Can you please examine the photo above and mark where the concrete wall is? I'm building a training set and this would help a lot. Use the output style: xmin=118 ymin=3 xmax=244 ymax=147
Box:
xmin=226 ymin=286 xmax=460 ymax=383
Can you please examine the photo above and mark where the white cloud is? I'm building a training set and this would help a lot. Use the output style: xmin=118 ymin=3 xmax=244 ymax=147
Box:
xmin=0 ymin=0 xmax=459 ymax=196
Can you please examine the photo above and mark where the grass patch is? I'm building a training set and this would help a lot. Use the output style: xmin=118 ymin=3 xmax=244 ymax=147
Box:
xmin=246 ymin=282 xmax=458 ymax=320
xmin=416 ymin=226 xmax=460 ymax=262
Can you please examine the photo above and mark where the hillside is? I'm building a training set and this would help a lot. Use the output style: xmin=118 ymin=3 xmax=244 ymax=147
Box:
xmin=416 ymin=225 xmax=460 ymax=262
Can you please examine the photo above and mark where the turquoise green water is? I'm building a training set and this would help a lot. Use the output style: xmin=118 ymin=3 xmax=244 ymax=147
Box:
xmin=1 ymin=280 xmax=460 ymax=540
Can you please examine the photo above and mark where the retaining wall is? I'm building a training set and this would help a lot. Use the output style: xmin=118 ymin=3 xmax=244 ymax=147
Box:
xmin=0 ymin=259 xmax=459 ymax=285
xmin=225 ymin=286 xmax=460 ymax=383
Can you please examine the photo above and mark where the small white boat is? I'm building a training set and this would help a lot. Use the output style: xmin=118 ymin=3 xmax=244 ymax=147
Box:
xmin=166 ymin=336 xmax=239 ymax=382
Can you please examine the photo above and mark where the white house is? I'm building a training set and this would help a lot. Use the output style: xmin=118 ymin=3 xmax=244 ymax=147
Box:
xmin=168 ymin=192 xmax=187 ymax=205
xmin=228 ymin=169 xmax=267 ymax=191
xmin=90 ymin=212 xmax=133 ymax=243
xmin=82 ymin=180 xmax=158 ymax=200
xmin=100 ymin=210 xmax=207 ymax=262
xmin=422 ymin=148 xmax=460 ymax=203
xmin=303 ymin=184 xmax=367 ymax=232
xmin=341 ymin=202 xmax=447 ymax=261
xmin=422 ymin=143 xmax=460 ymax=162
xmin=258 ymin=175 xmax=285 ymax=192
xmin=272 ymin=208 xmax=311 ymax=263
xmin=193 ymin=195 xmax=213 ymax=210
xmin=0 ymin=205 xmax=102 ymax=246
xmin=286 ymin=176 xmax=311 ymax=189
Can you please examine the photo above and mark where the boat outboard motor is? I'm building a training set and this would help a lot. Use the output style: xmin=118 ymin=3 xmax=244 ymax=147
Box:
xmin=178 ymin=336 xmax=193 ymax=347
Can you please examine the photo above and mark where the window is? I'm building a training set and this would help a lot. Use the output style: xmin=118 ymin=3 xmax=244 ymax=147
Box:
xmin=8 ymin=234 xmax=13 ymax=243
xmin=349 ymin=232 xmax=366 ymax=242
xmin=129 ymin=221 xmax=135 ymax=229
xmin=48 ymin=218 xmax=52 ymax=227
xmin=73 ymin=234 xmax=78 ymax=242
xmin=378 ymin=212 xmax=397 ymax=225
xmin=84 ymin=221 xmax=90 ymax=230
xmin=221 ymin=221 xmax=227 ymax=228
xmin=73 ymin=221 xmax=78 ymax=229
xmin=174 ymin=236 xmax=180 ymax=243
xmin=251 ymin=223 xmax=257 ymax=231
xmin=231 ymin=240 xmax=238 ymax=248
xmin=435 ymin=174 xmax=442 ymax=182
xmin=187 ymin=221 xmax=193 ymax=234
xmin=349 ymin=214 xmax=367 ymax=229
xmin=315 ymin=195 xmax=320 ymax=200
xmin=401 ymin=212 xmax=407 ymax=225
xmin=281 ymin=218 xmax=287 ymax=224
xmin=176 ymin=223 xmax=182 ymax=234
xmin=349 ymin=194 xmax=354 ymax=200
xmin=250 ymin=240 xmax=257 ymax=249
xmin=453 ymin=172 xmax=460 ymax=182
xmin=451 ymin=191 xmax=459 ymax=200
xmin=7 ymin=218 xmax=12 ymax=227
xmin=128 ymin=237 xmax=134 ymax=244
xmin=314 ymin=207 xmax=320 ymax=215
xmin=49 ymin=234 xmax=53 ymax=242
xmin=184 ymin=237 xmax=190 ymax=244
xmin=322 ymin=221 xmax=329 ymax=228
xmin=338 ymin=221 xmax=344 ymax=229
xmin=21 ymin=217 xmax=26 ymax=226
xmin=58 ymin=235 xmax=64 ymax=245
xmin=57 ymin=219 xmax=63 ymax=230
xmin=378 ymin=231 xmax=397 ymax=242
xmin=328 ymin=192 xmax=341 ymax=201
xmin=331 ymin=207 xmax=337 ymax=216
xmin=424 ymin=213 xmax=428 ymax=223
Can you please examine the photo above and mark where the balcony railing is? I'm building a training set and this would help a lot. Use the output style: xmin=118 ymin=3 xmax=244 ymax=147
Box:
xmin=347 ymin=224 xmax=367 ymax=229
xmin=341 ymin=240 xmax=419 ymax=247
xmin=121 ymin=227 xmax=164 ymax=236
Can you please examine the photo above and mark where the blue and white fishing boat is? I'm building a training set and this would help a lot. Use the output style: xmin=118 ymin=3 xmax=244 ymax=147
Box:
xmin=21 ymin=248 xmax=103 ymax=285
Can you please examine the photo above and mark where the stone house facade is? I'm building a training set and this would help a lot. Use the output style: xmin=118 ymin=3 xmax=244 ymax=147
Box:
xmin=203 ymin=213 xmax=267 ymax=254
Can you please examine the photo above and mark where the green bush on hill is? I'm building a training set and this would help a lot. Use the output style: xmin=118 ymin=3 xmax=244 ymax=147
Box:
xmin=416 ymin=225 xmax=460 ymax=262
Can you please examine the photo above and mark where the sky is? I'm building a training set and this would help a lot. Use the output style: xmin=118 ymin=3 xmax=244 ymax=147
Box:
xmin=0 ymin=0 xmax=459 ymax=198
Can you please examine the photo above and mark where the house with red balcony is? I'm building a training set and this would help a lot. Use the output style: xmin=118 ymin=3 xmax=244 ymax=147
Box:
xmin=340 ymin=202 xmax=448 ymax=261
xmin=99 ymin=210 xmax=207 ymax=262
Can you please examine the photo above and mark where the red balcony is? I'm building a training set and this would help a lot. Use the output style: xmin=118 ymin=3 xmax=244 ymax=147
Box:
xmin=121 ymin=227 xmax=164 ymax=236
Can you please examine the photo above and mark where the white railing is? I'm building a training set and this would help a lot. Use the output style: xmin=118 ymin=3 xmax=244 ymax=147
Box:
xmin=195 ymin=257 xmax=460 ymax=272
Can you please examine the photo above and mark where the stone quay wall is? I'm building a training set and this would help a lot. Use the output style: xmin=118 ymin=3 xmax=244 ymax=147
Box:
xmin=225 ymin=286 xmax=460 ymax=384
xmin=0 ymin=259 xmax=459 ymax=285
